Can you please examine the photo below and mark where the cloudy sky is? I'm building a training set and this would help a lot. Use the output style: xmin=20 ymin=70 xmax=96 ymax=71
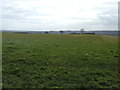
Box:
xmin=0 ymin=0 xmax=119 ymax=31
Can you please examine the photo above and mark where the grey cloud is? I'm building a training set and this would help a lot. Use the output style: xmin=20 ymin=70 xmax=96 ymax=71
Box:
xmin=1 ymin=0 xmax=118 ymax=31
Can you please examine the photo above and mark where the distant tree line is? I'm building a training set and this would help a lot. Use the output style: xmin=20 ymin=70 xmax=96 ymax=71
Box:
xmin=44 ymin=29 xmax=92 ymax=34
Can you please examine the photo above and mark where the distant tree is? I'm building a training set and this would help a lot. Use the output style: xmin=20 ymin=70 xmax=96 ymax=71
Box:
xmin=59 ymin=30 xmax=64 ymax=34
xmin=80 ymin=28 xmax=84 ymax=34
xmin=45 ymin=31 xmax=49 ymax=34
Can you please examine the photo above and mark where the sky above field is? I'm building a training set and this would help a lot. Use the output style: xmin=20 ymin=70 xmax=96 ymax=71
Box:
xmin=0 ymin=0 xmax=119 ymax=31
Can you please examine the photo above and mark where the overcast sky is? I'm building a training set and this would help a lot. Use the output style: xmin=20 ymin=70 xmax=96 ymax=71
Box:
xmin=0 ymin=0 xmax=119 ymax=31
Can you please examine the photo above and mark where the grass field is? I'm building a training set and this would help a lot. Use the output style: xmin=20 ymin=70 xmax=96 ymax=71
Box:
xmin=2 ymin=32 xmax=119 ymax=88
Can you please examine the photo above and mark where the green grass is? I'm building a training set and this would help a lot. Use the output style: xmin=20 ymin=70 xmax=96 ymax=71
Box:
xmin=2 ymin=33 xmax=119 ymax=88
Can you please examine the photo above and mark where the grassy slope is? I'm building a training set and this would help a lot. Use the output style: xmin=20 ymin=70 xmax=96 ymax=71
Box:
xmin=2 ymin=33 xmax=119 ymax=88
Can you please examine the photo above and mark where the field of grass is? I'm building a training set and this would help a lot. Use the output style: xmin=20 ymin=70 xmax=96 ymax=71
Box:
xmin=2 ymin=33 xmax=119 ymax=88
